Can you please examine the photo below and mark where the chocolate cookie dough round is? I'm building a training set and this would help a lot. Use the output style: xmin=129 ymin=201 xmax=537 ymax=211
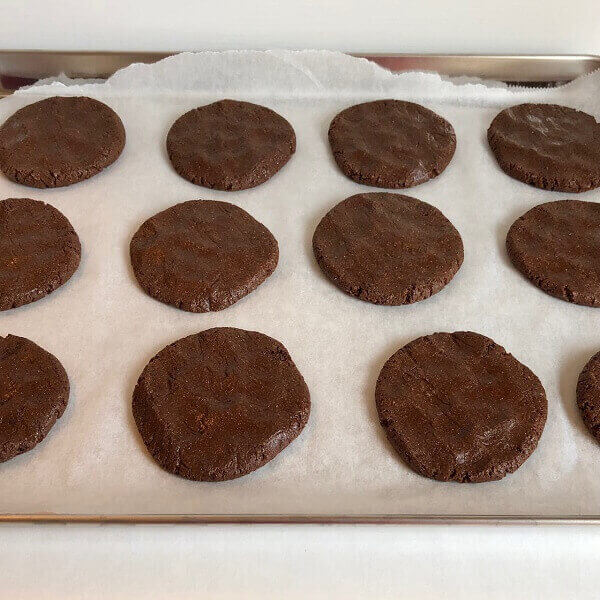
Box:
xmin=0 ymin=96 xmax=125 ymax=188
xmin=130 ymin=200 xmax=278 ymax=312
xmin=577 ymin=350 xmax=600 ymax=443
xmin=375 ymin=331 xmax=547 ymax=483
xmin=506 ymin=200 xmax=600 ymax=307
xmin=312 ymin=192 xmax=463 ymax=305
xmin=0 ymin=198 xmax=81 ymax=311
xmin=132 ymin=327 xmax=311 ymax=481
xmin=487 ymin=103 xmax=600 ymax=192
xmin=0 ymin=335 xmax=69 ymax=463
xmin=328 ymin=100 xmax=456 ymax=188
xmin=166 ymin=99 xmax=296 ymax=191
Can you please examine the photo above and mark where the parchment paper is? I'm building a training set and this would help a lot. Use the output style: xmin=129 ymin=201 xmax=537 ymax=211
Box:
xmin=1 ymin=51 xmax=600 ymax=516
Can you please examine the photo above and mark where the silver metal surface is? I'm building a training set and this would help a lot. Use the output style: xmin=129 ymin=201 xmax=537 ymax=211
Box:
xmin=0 ymin=52 xmax=599 ymax=96
xmin=362 ymin=54 xmax=600 ymax=83
xmin=1 ymin=51 xmax=599 ymax=525
xmin=1 ymin=513 xmax=600 ymax=525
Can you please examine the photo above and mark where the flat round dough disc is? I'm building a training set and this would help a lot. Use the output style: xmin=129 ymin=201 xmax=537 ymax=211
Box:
xmin=328 ymin=99 xmax=456 ymax=188
xmin=0 ymin=197 xmax=81 ymax=311
xmin=167 ymin=99 xmax=296 ymax=191
xmin=312 ymin=192 xmax=463 ymax=305
xmin=0 ymin=334 xmax=69 ymax=463
xmin=0 ymin=96 xmax=126 ymax=188
xmin=375 ymin=331 xmax=547 ymax=482
xmin=130 ymin=200 xmax=278 ymax=312
xmin=506 ymin=200 xmax=600 ymax=307
xmin=487 ymin=103 xmax=600 ymax=192
xmin=577 ymin=350 xmax=600 ymax=443
xmin=132 ymin=327 xmax=311 ymax=481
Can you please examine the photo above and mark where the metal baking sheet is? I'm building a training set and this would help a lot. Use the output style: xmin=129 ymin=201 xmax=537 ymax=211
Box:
xmin=1 ymin=51 xmax=600 ymax=525
xmin=1 ymin=51 xmax=600 ymax=95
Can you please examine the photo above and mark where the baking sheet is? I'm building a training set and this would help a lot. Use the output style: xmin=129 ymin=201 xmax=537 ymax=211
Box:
xmin=1 ymin=50 xmax=600 ymax=517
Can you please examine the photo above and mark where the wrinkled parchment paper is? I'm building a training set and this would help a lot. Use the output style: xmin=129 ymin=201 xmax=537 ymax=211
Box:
xmin=2 ymin=51 xmax=600 ymax=516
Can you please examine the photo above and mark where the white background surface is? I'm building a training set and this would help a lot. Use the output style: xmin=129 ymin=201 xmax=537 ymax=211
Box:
xmin=2 ymin=524 xmax=598 ymax=599
xmin=2 ymin=2 xmax=600 ymax=598
xmin=0 ymin=0 xmax=599 ymax=55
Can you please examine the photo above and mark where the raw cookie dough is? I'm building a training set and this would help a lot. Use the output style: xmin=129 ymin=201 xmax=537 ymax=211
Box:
xmin=487 ymin=103 xmax=600 ymax=192
xmin=328 ymin=99 xmax=456 ymax=188
xmin=506 ymin=199 xmax=600 ymax=306
xmin=167 ymin=99 xmax=295 ymax=190
xmin=312 ymin=192 xmax=463 ymax=305
xmin=0 ymin=96 xmax=125 ymax=188
xmin=130 ymin=200 xmax=278 ymax=312
xmin=375 ymin=331 xmax=547 ymax=482
xmin=132 ymin=327 xmax=311 ymax=481
xmin=577 ymin=350 xmax=600 ymax=443
xmin=0 ymin=197 xmax=81 ymax=311
xmin=0 ymin=334 xmax=69 ymax=463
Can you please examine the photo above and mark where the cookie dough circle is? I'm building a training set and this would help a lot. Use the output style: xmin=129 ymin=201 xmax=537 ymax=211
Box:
xmin=0 ymin=96 xmax=126 ymax=188
xmin=375 ymin=331 xmax=547 ymax=482
xmin=0 ymin=335 xmax=69 ymax=463
xmin=487 ymin=103 xmax=600 ymax=192
xmin=312 ymin=192 xmax=463 ymax=305
xmin=130 ymin=200 xmax=278 ymax=312
xmin=577 ymin=350 xmax=600 ymax=443
xmin=167 ymin=99 xmax=296 ymax=191
xmin=328 ymin=99 xmax=456 ymax=188
xmin=132 ymin=327 xmax=311 ymax=481
xmin=506 ymin=200 xmax=600 ymax=307
xmin=0 ymin=198 xmax=81 ymax=311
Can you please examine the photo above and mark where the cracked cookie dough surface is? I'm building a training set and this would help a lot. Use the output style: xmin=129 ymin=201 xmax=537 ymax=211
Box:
xmin=375 ymin=331 xmax=547 ymax=483
xmin=0 ymin=197 xmax=81 ymax=311
xmin=577 ymin=350 xmax=600 ymax=445
xmin=312 ymin=192 xmax=463 ymax=305
xmin=506 ymin=200 xmax=600 ymax=307
xmin=132 ymin=327 xmax=311 ymax=481
xmin=328 ymin=99 xmax=456 ymax=188
xmin=487 ymin=103 xmax=600 ymax=193
xmin=0 ymin=334 xmax=69 ymax=463
xmin=130 ymin=199 xmax=278 ymax=312
xmin=0 ymin=96 xmax=125 ymax=188
xmin=167 ymin=99 xmax=296 ymax=191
